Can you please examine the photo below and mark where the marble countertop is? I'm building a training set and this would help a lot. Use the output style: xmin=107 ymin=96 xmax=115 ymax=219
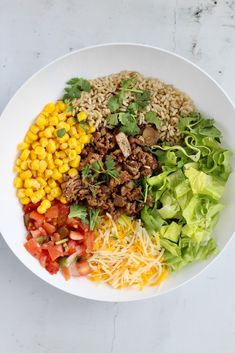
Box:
xmin=1 ymin=1 xmax=235 ymax=352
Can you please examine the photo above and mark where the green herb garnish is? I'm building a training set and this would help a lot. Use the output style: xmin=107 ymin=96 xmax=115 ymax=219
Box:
xmin=63 ymin=77 xmax=91 ymax=101
xmin=135 ymin=90 xmax=151 ymax=111
xmin=68 ymin=204 xmax=89 ymax=224
xmin=146 ymin=111 xmax=162 ymax=128
xmin=89 ymin=209 xmax=100 ymax=230
xmin=105 ymin=155 xmax=119 ymax=178
xmin=59 ymin=256 xmax=68 ymax=267
xmin=56 ymin=128 xmax=66 ymax=138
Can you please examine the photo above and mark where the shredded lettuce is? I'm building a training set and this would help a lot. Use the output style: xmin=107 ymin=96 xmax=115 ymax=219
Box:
xmin=142 ymin=113 xmax=232 ymax=271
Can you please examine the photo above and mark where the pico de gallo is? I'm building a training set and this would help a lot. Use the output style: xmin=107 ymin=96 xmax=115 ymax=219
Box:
xmin=23 ymin=201 xmax=94 ymax=280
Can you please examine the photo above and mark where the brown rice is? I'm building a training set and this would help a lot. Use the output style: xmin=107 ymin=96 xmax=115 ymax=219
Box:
xmin=72 ymin=71 xmax=195 ymax=143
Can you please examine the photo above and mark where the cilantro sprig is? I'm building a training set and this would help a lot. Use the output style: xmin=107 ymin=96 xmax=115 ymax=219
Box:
xmin=63 ymin=77 xmax=91 ymax=101
xmin=69 ymin=204 xmax=100 ymax=230
xmin=81 ymin=155 xmax=119 ymax=182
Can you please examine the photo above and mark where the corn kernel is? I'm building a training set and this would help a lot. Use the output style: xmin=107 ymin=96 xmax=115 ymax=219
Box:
xmin=57 ymin=151 xmax=66 ymax=159
xmin=45 ymin=185 xmax=51 ymax=194
xmin=39 ymin=160 xmax=47 ymax=173
xmin=38 ymin=132 xmax=44 ymax=138
xmin=16 ymin=158 xmax=21 ymax=166
xmin=31 ymin=159 xmax=40 ymax=170
xmin=77 ymin=126 xmax=86 ymax=136
xmin=30 ymin=125 xmax=40 ymax=134
xmin=46 ymin=139 xmax=56 ymax=153
xmin=14 ymin=177 xmax=23 ymax=189
xmin=13 ymin=166 xmax=21 ymax=173
xmin=35 ymin=145 xmax=45 ymax=155
xmin=32 ymin=141 xmax=40 ymax=149
xmin=55 ymin=158 xmax=63 ymax=167
xmin=36 ymin=115 xmax=47 ymax=127
xmin=77 ymin=111 xmax=87 ymax=122
xmin=69 ymin=155 xmax=81 ymax=168
xmin=45 ymin=169 xmax=53 ymax=179
xmin=35 ymin=189 xmax=45 ymax=199
xmin=60 ymin=196 xmax=67 ymax=204
xmin=68 ymin=149 xmax=77 ymax=160
xmin=24 ymin=136 xmax=31 ymax=144
xmin=24 ymin=179 xmax=41 ymax=189
xmin=39 ymin=137 xmax=48 ymax=147
xmin=68 ymin=168 xmax=78 ymax=178
xmin=58 ymin=134 xmax=69 ymax=143
xmin=27 ymin=131 xmax=38 ymax=142
xmin=24 ymin=189 xmax=34 ymax=197
xmin=58 ymin=113 xmax=66 ymax=122
xmin=37 ymin=205 xmax=46 ymax=214
xmin=20 ymin=170 xmax=32 ymax=180
xmin=59 ymin=164 xmax=69 ymax=174
xmin=17 ymin=189 xmax=25 ymax=198
xmin=52 ymin=169 xmax=62 ymax=180
xmin=30 ymin=151 xmax=37 ymax=160
xmin=47 ymin=160 xmax=55 ymax=169
xmin=57 ymin=101 xmax=66 ymax=112
xmin=20 ymin=196 xmax=30 ymax=205
xmin=17 ymin=142 xmax=29 ymax=150
xmin=20 ymin=149 xmax=30 ymax=161
xmin=67 ymin=117 xmax=76 ymax=126
xmin=44 ymin=103 xmax=55 ymax=114
xmin=68 ymin=137 xmax=77 ymax=149
xmin=20 ymin=161 xmax=28 ymax=170
xmin=75 ymin=145 xmax=82 ymax=154
xmin=51 ymin=187 xmax=62 ymax=198
xmin=88 ymin=125 xmax=96 ymax=133
xmin=79 ymin=135 xmax=90 ymax=144
xmin=60 ymin=143 xmax=68 ymax=150
xmin=44 ymin=127 xmax=53 ymax=138
xmin=47 ymin=193 xmax=55 ymax=202
xmin=69 ymin=126 xmax=77 ymax=136
xmin=48 ymin=115 xmax=59 ymax=126
xmin=37 ymin=177 xmax=47 ymax=187
xmin=41 ymin=199 xmax=51 ymax=209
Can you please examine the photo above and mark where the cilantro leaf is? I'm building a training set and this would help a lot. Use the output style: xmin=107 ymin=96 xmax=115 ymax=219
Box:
xmin=105 ymin=155 xmax=119 ymax=178
xmin=68 ymin=204 xmax=89 ymax=224
xmin=119 ymin=114 xmax=140 ymax=136
xmin=82 ymin=165 xmax=92 ymax=180
xmin=56 ymin=128 xmax=66 ymax=138
xmin=107 ymin=96 xmax=120 ymax=112
xmin=127 ymin=102 xmax=138 ymax=114
xmin=135 ymin=90 xmax=151 ymax=111
xmin=89 ymin=208 xmax=100 ymax=230
xmin=63 ymin=77 xmax=91 ymax=101
xmin=146 ymin=111 xmax=162 ymax=128
xmin=121 ymin=77 xmax=137 ymax=89
xmin=107 ymin=114 xmax=119 ymax=126
xmin=64 ymin=105 xmax=74 ymax=113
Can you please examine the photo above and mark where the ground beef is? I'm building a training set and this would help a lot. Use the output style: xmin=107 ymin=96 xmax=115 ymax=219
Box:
xmin=63 ymin=127 xmax=158 ymax=218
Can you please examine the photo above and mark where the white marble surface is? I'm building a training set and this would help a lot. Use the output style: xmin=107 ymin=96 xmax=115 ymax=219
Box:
xmin=1 ymin=1 xmax=235 ymax=352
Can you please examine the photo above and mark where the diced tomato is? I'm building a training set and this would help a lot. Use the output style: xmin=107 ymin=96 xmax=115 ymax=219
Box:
xmin=45 ymin=259 xmax=60 ymax=275
xmin=30 ymin=229 xmax=42 ymax=238
xmin=62 ymin=266 xmax=71 ymax=281
xmin=24 ymin=238 xmax=41 ymax=259
xmin=76 ymin=261 xmax=92 ymax=276
xmin=57 ymin=214 xmax=67 ymax=227
xmin=48 ymin=244 xmax=63 ymax=261
xmin=23 ymin=202 xmax=40 ymax=214
xmin=50 ymin=232 xmax=61 ymax=243
xmin=29 ymin=210 xmax=45 ymax=223
xmin=58 ymin=204 xmax=70 ymax=216
xmin=45 ymin=205 xmax=59 ymax=219
xmin=84 ymin=230 xmax=94 ymax=254
xmin=69 ymin=230 xmax=84 ymax=241
xmin=42 ymin=222 xmax=56 ymax=235
xmin=39 ymin=254 xmax=47 ymax=268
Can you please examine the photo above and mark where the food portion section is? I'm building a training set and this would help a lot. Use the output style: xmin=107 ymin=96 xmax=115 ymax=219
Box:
xmin=13 ymin=72 xmax=232 ymax=289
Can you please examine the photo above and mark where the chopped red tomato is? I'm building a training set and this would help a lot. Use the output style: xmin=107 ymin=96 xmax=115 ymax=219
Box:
xmin=45 ymin=205 xmax=59 ymax=219
xmin=76 ymin=261 xmax=92 ymax=276
xmin=29 ymin=210 xmax=45 ymax=223
xmin=48 ymin=244 xmax=63 ymax=261
xmin=23 ymin=202 xmax=40 ymax=214
xmin=62 ymin=266 xmax=71 ymax=281
xmin=23 ymin=201 xmax=94 ymax=279
xmin=42 ymin=222 xmax=56 ymax=234
xmin=84 ymin=230 xmax=95 ymax=254
xmin=24 ymin=238 xmax=41 ymax=259
xmin=69 ymin=230 xmax=84 ymax=241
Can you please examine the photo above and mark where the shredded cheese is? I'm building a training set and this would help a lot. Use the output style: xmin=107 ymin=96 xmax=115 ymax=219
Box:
xmin=88 ymin=214 xmax=168 ymax=290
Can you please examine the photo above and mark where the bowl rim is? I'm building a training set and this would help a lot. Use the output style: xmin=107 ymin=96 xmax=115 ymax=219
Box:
xmin=1 ymin=42 xmax=235 ymax=302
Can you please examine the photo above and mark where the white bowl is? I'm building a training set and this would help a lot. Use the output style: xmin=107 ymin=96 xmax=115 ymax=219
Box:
xmin=0 ymin=43 xmax=234 ymax=302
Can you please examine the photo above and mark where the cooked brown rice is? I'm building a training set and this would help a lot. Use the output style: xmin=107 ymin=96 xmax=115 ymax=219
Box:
xmin=71 ymin=71 xmax=195 ymax=143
